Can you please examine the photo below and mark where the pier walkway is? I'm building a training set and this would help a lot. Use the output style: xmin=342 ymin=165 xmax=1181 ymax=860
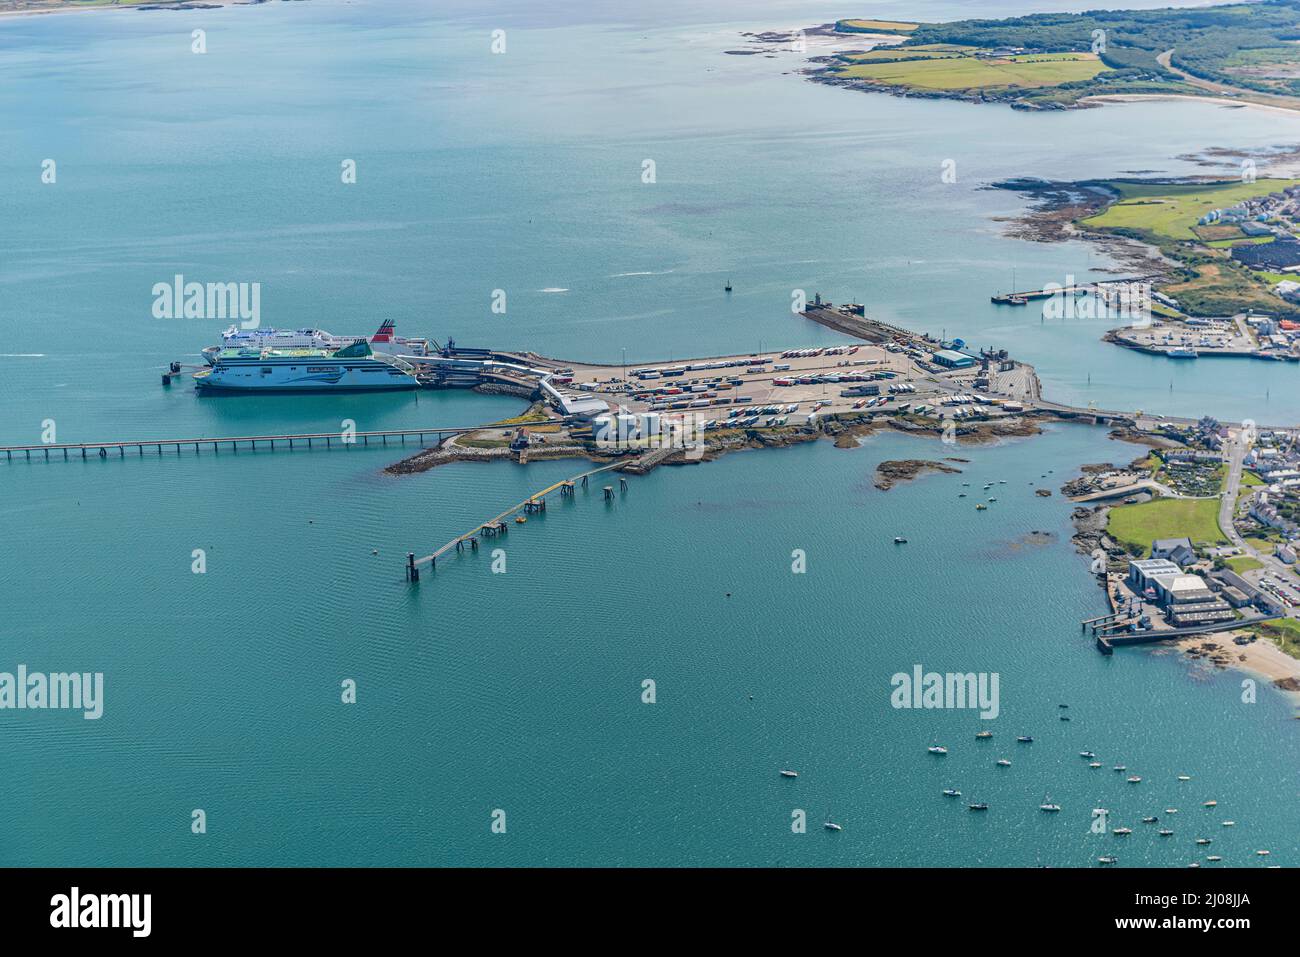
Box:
xmin=406 ymin=461 xmax=626 ymax=580
xmin=0 ymin=427 xmax=478 ymax=461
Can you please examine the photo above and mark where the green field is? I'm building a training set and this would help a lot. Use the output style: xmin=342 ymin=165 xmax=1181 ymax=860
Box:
xmin=838 ymin=18 xmax=920 ymax=33
xmin=1106 ymin=497 xmax=1226 ymax=555
xmin=1226 ymin=555 xmax=1264 ymax=574
xmin=1082 ymin=179 xmax=1300 ymax=242
xmin=837 ymin=51 xmax=1106 ymax=91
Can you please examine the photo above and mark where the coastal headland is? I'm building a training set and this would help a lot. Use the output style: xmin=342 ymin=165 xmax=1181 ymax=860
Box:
xmin=799 ymin=4 xmax=1300 ymax=115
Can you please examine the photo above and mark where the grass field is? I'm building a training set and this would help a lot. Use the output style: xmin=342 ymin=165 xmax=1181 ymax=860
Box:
xmin=838 ymin=18 xmax=920 ymax=33
xmin=1160 ymin=261 xmax=1291 ymax=317
xmin=836 ymin=51 xmax=1106 ymax=91
xmin=1082 ymin=179 xmax=1300 ymax=242
xmin=1106 ymin=497 xmax=1226 ymax=555
xmin=1226 ymin=555 xmax=1264 ymax=574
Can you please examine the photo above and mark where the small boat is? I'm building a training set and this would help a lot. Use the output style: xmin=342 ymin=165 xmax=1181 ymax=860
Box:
xmin=975 ymin=730 xmax=993 ymax=740
xmin=824 ymin=820 xmax=843 ymax=832
xmin=1177 ymin=775 xmax=1191 ymax=781
xmin=1097 ymin=856 xmax=1118 ymax=865
xmin=1039 ymin=801 xmax=1061 ymax=813
xmin=927 ymin=746 xmax=948 ymax=755
xmin=1196 ymin=838 xmax=1212 ymax=846
xmin=1257 ymin=850 xmax=1271 ymax=856
xmin=975 ymin=504 xmax=988 ymax=511
xmin=724 ymin=280 xmax=732 ymax=292
xmin=1113 ymin=827 xmax=1132 ymax=836
xmin=996 ymin=759 xmax=1011 ymax=767
xmin=893 ymin=536 xmax=908 ymax=544
xmin=1127 ymin=776 xmax=1142 ymax=784
xmin=1016 ymin=736 xmax=1033 ymax=743
xmin=1165 ymin=808 xmax=1178 ymax=814
xmin=942 ymin=788 xmax=961 ymax=797
xmin=1079 ymin=751 xmax=1096 ymax=759
xmin=1159 ymin=829 xmax=1174 ymax=836
xmin=1189 ymin=863 xmax=1201 ymax=868
xmin=1203 ymin=800 xmax=1217 ymax=808
xmin=1142 ymin=817 xmax=1158 ymax=824
xmin=1058 ymin=703 xmax=1069 ymax=709
xmin=515 ymin=516 xmax=527 ymax=524
xmin=1206 ymin=856 xmax=1222 ymax=862
xmin=779 ymin=770 xmax=798 ymax=778
xmin=1222 ymin=821 xmax=1235 ymax=827
xmin=1112 ymin=765 xmax=1126 ymax=772
xmin=988 ymin=497 xmax=997 ymax=503
xmin=968 ymin=803 xmax=989 ymax=811
xmin=1088 ymin=762 xmax=1101 ymax=768
xmin=1059 ymin=715 xmax=1070 ymax=721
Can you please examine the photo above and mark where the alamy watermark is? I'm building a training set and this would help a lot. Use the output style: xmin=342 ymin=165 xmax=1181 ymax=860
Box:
xmin=594 ymin=408 xmax=707 ymax=460
xmin=1040 ymin=274 xmax=1152 ymax=326
xmin=890 ymin=664 xmax=999 ymax=719
xmin=0 ymin=665 xmax=103 ymax=719
xmin=152 ymin=274 xmax=260 ymax=328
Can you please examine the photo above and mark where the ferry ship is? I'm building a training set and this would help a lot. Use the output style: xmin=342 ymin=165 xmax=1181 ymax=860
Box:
xmin=201 ymin=320 xmax=429 ymax=366
xmin=193 ymin=339 xmax=421 ymax=392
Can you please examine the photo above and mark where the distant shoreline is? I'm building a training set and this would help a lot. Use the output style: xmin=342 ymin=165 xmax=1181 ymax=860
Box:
xmin=0 ymin=1 xmax=275 ymax=21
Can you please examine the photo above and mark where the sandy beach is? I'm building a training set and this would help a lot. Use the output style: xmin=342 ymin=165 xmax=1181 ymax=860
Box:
xmin=1173 ymin=631 xmax=1300 ymax=698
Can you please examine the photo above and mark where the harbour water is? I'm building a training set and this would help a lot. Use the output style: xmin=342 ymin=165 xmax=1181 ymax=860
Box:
xmin=0 ymin=0 xmax=1297 ymax=866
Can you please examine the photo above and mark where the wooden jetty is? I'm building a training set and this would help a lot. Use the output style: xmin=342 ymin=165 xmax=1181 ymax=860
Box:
xmin=0 ymin=427 xmax=478 ymax=462
xmin=406 ymin=461 xmax=625 ymax=581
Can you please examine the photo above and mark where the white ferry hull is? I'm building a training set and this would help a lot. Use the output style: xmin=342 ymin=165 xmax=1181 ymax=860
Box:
xmin=196 ymin=357 xmax=420 ymax=392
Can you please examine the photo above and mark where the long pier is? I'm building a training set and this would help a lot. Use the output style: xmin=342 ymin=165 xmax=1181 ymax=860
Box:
xmin=0 ymin=427 xmax=479 ymax=461
xmin=405 ymin=461 xmax=626 ymax=581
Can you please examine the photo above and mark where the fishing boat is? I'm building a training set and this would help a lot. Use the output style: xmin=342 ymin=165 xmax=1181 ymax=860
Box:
xmin=779 ymin=770 xmax=798 ymax=778
xmin=975 ymin=730 xmax=993 ymax=739
xmin=968 ymin=803 xmax=989 ymax=811
xmin=1196 ymin=838 xmax=1212 ymax=846
xmin=927 ymin=746 xmax=948 ymax=755
xmin=1142 ymin=816 xmax=1158 ymax=824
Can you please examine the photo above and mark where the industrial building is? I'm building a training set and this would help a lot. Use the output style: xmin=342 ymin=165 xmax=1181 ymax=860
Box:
xmin=931 ymin=349 xmax=976 ymax=370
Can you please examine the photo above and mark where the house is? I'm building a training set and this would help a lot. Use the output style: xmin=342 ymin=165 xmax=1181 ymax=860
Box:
xmin=1151 ymin=537 xmax=1196 ymax=567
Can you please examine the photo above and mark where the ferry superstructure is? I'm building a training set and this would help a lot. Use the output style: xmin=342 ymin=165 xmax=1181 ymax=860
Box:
xmin=201 ymin=320 xmax=429 ymax=366
xmin=193 ymin=340 xmax=421 ymax=392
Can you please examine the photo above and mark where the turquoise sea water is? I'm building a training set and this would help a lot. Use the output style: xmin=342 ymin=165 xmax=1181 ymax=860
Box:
xmin=0 ymin=0 xmax=1297 ymax=866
